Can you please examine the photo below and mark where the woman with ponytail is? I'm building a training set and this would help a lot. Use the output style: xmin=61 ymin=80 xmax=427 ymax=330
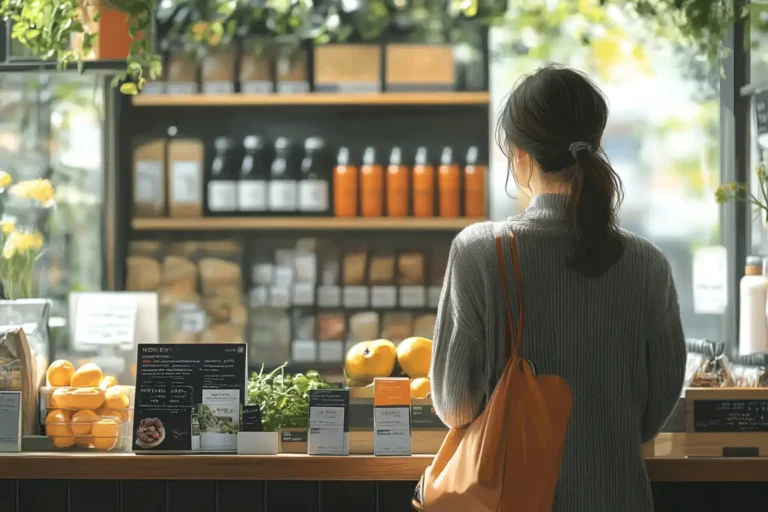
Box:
xmin=430 ymin=65 xmax=685 ymax=511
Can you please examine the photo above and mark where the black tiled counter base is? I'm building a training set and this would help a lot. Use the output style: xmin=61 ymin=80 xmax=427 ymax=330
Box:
xmin=1 ymin=479 xmax=766 ymax=512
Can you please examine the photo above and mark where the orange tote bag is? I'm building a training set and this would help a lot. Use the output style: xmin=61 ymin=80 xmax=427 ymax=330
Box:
xmin=413 ymin=230 xmax=573 ymax=511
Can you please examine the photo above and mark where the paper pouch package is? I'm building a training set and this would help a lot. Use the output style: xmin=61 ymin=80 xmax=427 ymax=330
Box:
xmin=308 ymin=389 xmax=349 ymax=455
xmin=374 ymin=378 xmax=411 ymax=456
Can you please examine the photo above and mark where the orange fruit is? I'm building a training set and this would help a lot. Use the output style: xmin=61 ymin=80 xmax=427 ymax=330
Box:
xmin=99 ymin=376 xmax=118 ymax=390
xmin=410 ymin=377 xmax=431 ymax=399
xmin=98 ymin=408 xmax=128 ymax=423
xmin=71 ymin=410 xmax=99 ymax=436
xmin=46 ymin=360 xmax=75 ymax=387
xmin=345 ymin=339 xmax=397 ymax=382
xmin=70 ymin=363 xmax=103 ymax=387
xmin=45 ymin=409 xmax=74 ymax=448
xmin=74 ymin=436 xmax=93 ymax=448
xmin=104 ymin=387 xmax=130 ymax=409
xmin=67 ymin=387 xmax=105 ymax=410
xmin=91 ymin=419 xmax=119 ymax=450
xmin=397 ymin=337 xmax=433 ymax=378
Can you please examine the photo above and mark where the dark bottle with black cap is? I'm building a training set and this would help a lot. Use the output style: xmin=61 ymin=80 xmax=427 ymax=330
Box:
xmin=207 ymin=136 xmax=238 ymax=215
xmin=238 ymin=135 xmax=269 ymax=214
xmin=298 ymin=136 xmax=330 ymax=215
xmin=268 ymin=137 xmax=298 ymax=213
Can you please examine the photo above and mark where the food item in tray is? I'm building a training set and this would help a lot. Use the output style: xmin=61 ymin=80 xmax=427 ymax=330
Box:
xmin=345 ymin=339 xmax=397 ymax=382
xmin=46 ymin=359 xmax=75 ymax=387
xmin=71 ymin=410 xmax=99 ymax=435
xmin=344 ymin=250 xmax=367 ymax=285
xmin=92 ymin=419 xmax=120 ymax=450
xmin=51 ymin=387 xmax=105 ymax=410
xmin=688 ymin=340 xmax=734 ymax=388
xmin=98 ymin=408 xmax=130 ymax=423
xmin=369 ymin=254 xmax=395 ymax=285
xmin=45 ymin=409 xmax=74 ymax=448
xmin=104 ymin=387 xmax=131 ymax=409
xmin=160 ymin=255 xmax=198 ymax=297
xmin=70 ymin=362 xmax=104 ymax=387
xmin=126 ymin=256 xmax=162 ymax=291
xmin=730 ymin=353 xmax=768 ymax=387
xmin=199 ymin=257 xmax=242 ymax=298
xmin=136 ymin=417 xmax=166 ymax=449
xmin=397 ymin=337 xmax=433 ymax=379
xmin=99 ymin=376 xmax=118 ymax=390
xmin=410 ymin=377 xmax=431 ymax=399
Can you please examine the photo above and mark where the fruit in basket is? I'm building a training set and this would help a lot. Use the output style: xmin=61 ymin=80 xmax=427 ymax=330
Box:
xmin=71 ymin=363 xmax=104 ymax=387
xmin=104 ymin=387 xmax=130 ymax=409
xmin=46 ymin=360 xmax=75 ymax=387
xmin=91 ymin=419 xmax=119 ymax=450
xmin=397 ymin=337 xmax=433 ymax=378
xmin=52 ymin=387 xmax=105 ymax=410
xmin=71 ymin=410 xmax=99 ymax=436
xmin=74 ymin=437 xmax=93 ymax=448
xmin=410 ymin=377 xmax=431 ymax=399
xmin=98 ymin=408 xmax=129 ymax=423
xmin=99 ymin=376 xmax=118 ymax=390
xmin=345 ymin=339 xmax=397 ymax=382
xmin=45 ymin=409 xmax=74 ymax=448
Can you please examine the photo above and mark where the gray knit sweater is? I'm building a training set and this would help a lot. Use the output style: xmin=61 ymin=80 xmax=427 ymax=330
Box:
xmin=431 ymin=193 xmax=686 ymax=512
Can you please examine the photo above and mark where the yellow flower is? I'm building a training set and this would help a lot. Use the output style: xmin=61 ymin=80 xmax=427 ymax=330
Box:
xmin=0 ymin=220 xmax=14 ymax=235
xmin=3 ymin=230 xmax=44 ymax=258
xmin=10 ymin=179 xmax=55 ymax=207
xmin=0 ymin=171 xmax=12 ymax=189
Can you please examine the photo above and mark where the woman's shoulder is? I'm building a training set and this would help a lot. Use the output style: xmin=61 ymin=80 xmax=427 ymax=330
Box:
xmin=452 ymin=220 xmax=503 ymax=252
xmin=618 ymin=228 xmax=672 ymax=273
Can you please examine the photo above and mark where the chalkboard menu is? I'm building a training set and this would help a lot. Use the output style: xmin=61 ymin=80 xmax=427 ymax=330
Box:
xmin=132 ymin=343 xmax=247 ymax=452
xmin=693 ymin=399 xmax=768 ymax=432
xmin=756 ymin=89 xmax=768 ymax=137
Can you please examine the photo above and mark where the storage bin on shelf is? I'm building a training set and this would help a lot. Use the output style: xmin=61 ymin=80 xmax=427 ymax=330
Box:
xmin=39 ymin=385 xmax=135 ymax=452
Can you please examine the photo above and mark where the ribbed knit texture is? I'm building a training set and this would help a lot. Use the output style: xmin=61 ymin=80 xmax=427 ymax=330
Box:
xmin=431 ymin=193 xmax=686 ymax=512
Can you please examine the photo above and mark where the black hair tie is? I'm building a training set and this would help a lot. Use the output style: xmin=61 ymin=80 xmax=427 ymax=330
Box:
xmin=569 ymin=141 xmax=592 ymax=159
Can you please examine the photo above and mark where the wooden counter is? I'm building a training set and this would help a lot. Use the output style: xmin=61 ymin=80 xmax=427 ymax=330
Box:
xmin=2 ymin=453 xmax=768 ymax=482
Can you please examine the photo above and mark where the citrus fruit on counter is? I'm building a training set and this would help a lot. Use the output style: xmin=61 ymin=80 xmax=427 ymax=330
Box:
xmin=91 ymin=419 xmax=119 ymax=450
xmin=71 ymin=410 xmax=99 ymax=436
xmin=345 ymin=339 xmax=397 ymax=382
xmin=71 ymin=363 xmax=104 ymax=387
xmin=46 ymin=360 xmax=75 ymax=387
xmin=104 ymin=387 xmax=130 ymax=409
xmin=410 ymin=377 xmax=431 ymax=399
xmin=397 ymin=337 xmax=433 ymax=378
xmin=45 ymin=409 xmax=74 ymax=448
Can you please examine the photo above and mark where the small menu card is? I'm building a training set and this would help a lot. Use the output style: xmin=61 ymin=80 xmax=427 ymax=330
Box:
xmin=241 ymin=405 xmax=264 ymax=433
xmin=308 ymin=389 xmax=349 ymax=455
xmin=373 ymin=378 xmax=411 ymax=456
xmin=0 ymin=391 xmax=21 ymax=452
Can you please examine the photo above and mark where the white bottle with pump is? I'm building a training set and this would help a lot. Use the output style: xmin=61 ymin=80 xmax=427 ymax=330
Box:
xmin=739 ymin=256 xmax=768 ymax=355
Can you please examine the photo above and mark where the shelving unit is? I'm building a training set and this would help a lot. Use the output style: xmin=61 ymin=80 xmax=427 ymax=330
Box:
xmin=131 ymin=92 xmax=490 ymax=107
xmin=132 ymin=217 xmax=486 ymax=231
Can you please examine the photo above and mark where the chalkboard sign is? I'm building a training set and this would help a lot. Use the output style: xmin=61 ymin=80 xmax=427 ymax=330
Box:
xmin=241 ymin=405 xmax=263 ymax=433
xmin=756 ymin=89 xmax=768 ymax=137
xmin=693 ymin=399 xmax=768 ymax=432
xmin=133 ymin=343 xmax=247 ymax=452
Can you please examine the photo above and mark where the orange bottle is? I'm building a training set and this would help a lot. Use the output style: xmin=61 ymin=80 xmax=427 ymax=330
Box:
xmin=464 ymin=146 xmax=486 ymax=218
xmin=412 ymin=147 xmax=435 ymax=218
xmin=333 ymin=147 xmax=358 ymax=217
xmin=386 ymin=147 xmax=409 ymax=217
xmin=360 ymin=147 xmax=384 ymax=217
xmin=438 ymin=146 xmax=460 ymax=218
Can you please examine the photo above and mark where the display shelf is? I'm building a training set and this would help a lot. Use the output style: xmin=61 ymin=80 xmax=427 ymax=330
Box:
xmin=131 ymin=92 xmax=490 ymax=107
xmin=132 ymin=217 xmax=486 ymax=232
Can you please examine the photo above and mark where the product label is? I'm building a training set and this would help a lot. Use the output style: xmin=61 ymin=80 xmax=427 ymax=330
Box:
xmin=371 ymin=286 xmax=397 ymax=308
xmin=298 ymin=181 xmax=330 ymax=212
xmin=317 ymin=285 xmax=341 ymax=307
xmin=207 ymin=180 xmax=237 ymax=212
xmin=268 ymin=180 xmax=298 ymax=211
xmin=238 ymin=181 xmax=268 ymax=211
xmin=269 ymin=286 xmax=292 ymax=308
xmin=135 ymin=160 xmax=163 ymax=204
xmin=373 ymin=379 xmax=411 ymax=456
xmin=308 ymin=389 xmax=349 ymax=455
xmin=343 ymin=286 xmax=369 ymax=308
xmin=0 ymin=391 xmax=21 ymax=452
xmin=202 ymin=81 xmax=235 ymax=95
xmin=171 ymin=161 xmax=202 ymax=204
xmin=292 ymin=283 xmax=315 ymax=306
xmin=400 ymin=286 xmax=427 ymax=308
xmin=241 ymin=81 xmax=272 ymax=94
xmin=196 ymin=389 xmax=240 ymax=451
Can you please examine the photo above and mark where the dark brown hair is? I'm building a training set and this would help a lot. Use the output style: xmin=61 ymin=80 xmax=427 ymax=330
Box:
xmin=497 ymin=64 xmax=625 ymax=278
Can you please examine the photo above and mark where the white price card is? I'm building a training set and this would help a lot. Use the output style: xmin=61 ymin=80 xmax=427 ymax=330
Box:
xmin=400 ymin=286 xmax=427 ymax=308
xmin=692 ymin=245 xmax=728 ymax=315
xmin=371 ymin=286 xmax=397 ymax=308
xmin=317 ymin=286 xmax=341 ymax=307
xmin=343 ymin=286 xmax=369 ymax=308
xmin=74 ymin=293 xmax=138 ymax=346
xmin=0 ymin=391 xmax=21 ymax=452
xmin=308 ymin=390 xmax=349 ymax=455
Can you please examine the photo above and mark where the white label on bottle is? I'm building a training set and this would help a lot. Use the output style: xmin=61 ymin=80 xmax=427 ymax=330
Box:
xmin=343 ymin=286 xmax=369 ymax=308
xmin=238 ymin=181 xmax=268 ymax=211
xmin=317 ymin=285 xmax=341 ymax=307
xmin=692 ymin=245 xmax=728 ymax=315
xmin=207 ymin=180 xmax=237 ymax=212
xmin=371 ymin=286 xmax=397 ymax=308
xmin=400 ymin=286 xmax=427 ymax=308
xmin=269 ymin=180 xmax=298 ymax=211
xmin=299 ymin=181 xmax=329 ymax=212
xmin=134 ymin=160 xmax=163 ymax=204
xmin=171 ymin=161 xmax=202 ymax=204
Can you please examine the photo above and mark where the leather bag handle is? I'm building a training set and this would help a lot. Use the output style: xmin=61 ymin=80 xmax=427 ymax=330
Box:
xmin=495 ymin=229 xmax=524 ymax=361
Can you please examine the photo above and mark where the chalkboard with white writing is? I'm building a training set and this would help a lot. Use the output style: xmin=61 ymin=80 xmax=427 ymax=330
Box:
xmin=693 ymin=399 xmax=768 ymax=432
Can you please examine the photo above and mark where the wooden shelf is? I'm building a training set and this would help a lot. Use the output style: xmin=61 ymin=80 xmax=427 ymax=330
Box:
xmin=131 ymin=92 xmax=490 ymax=107
xmin=132 ymin=216 xmax=486 ymax=232
xmin=0 ymin=452 xmax=761 ymax=482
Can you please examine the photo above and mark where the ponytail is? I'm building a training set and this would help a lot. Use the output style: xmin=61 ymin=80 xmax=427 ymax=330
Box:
xmin=566 ymin=148 xmax=624 ymax=278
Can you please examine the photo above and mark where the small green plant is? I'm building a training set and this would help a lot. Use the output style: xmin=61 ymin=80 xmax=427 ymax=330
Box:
xmin=247 ymin=363 xmax=332 ymax=432
xmin=715 ymin=163 xmax=768 ymax=222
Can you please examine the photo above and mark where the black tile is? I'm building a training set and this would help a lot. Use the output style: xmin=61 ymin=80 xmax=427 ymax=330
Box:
xmin=17 ymin=480 xmax=67 ymax=512
xmin=168 ymin=481 xmax=216 ymax=512
xmin=121 ymin=480 xmax=167 ymax=512
xmin=217 ymin=481 xmax=265 ymax=512
xmin=265 ymin=481 xmax=318 ymax=512
xmin=321 ymin=482 xmax=375 ymax=512
xmin=0 ymin=480 xmax=16 ymax=512
xmin=69 ymin=480 xmax=119 ymax=512
xmin=377 ymin=481 xmax=417 ymax=512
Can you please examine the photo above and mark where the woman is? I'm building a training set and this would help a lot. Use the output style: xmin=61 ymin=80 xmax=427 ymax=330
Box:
xmin=430 ymin=65 xmax=686 ymax=511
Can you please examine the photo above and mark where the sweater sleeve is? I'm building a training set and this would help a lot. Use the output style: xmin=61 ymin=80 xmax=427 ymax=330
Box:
xmin=641 ymin=255 xmax=686 ymax=442
xmin=430 ymin=234 xmax=487 ymax=429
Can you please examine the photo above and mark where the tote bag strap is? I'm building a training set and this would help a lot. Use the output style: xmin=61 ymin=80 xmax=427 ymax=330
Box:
xmin=495 ymin=229 xmax=524 ymax=361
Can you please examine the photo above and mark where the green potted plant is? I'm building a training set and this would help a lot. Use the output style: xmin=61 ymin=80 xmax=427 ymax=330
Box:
xmin=246 ymin=363 xmax=332 ymax=454
xmin=716 ymin=163 xmax=768 ymax=228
